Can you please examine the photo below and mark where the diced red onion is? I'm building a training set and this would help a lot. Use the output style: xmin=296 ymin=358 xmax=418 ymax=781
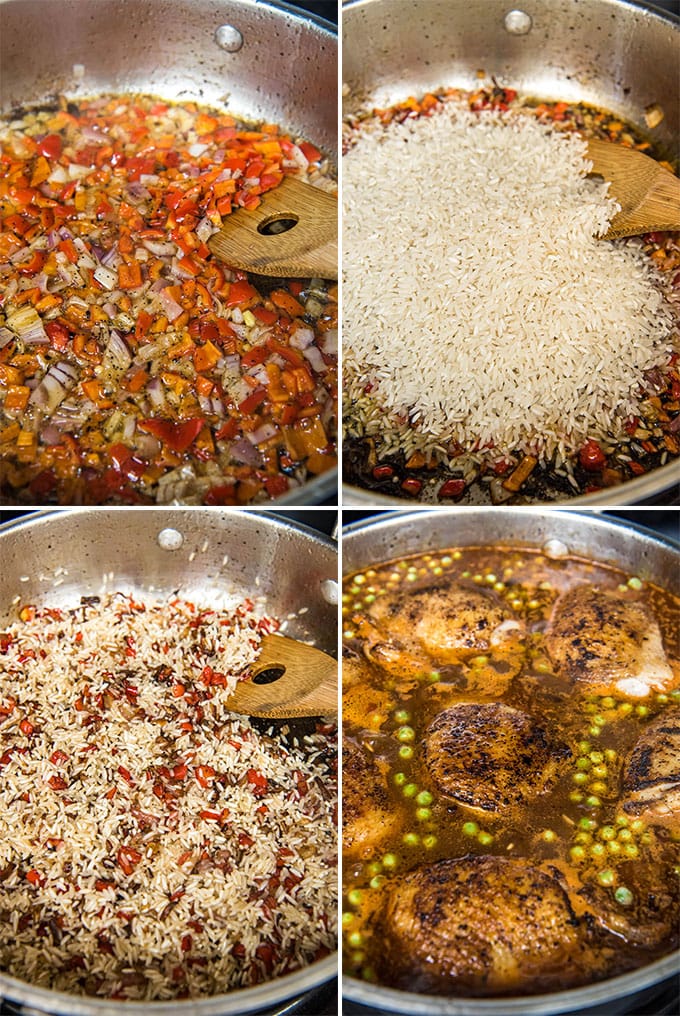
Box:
xmin=222 ymin=354 xmax=241 ymax=374
xmin=73 ymin=238 xmax=97 ymax=269
xmin=40 ymin=423 xmax=63 ymax=445
xmin=93 ymin=265 xmax=118 ymax=291
xmin=150 ymin=278 xmax=171 ymax=293
xmin=158 ymin=288 xmax=183 ymax=322
xmin=303 ymin=345 xmax=325 ymax=373
xmin=210 ymin=396 xmax=225 ymax=417
xmin=100 ymin=244 xmax=122 ymax=268
xmin=250 ymin=364 xmax=269 ymax=385
xmin=320 ymin=328 xmax=337 ymax=357
xmin=290 ymin=326 xmax=315 ymax=350
xmin=7 ymin=306 xmax=48 ymax=345
xmin=246 ymin=423 xmax=278 ymax=445
xmin=230 ymin=438 xmax=262 ymax=465
xmin=104 ymin=329 xmax=132 ymax=371
xmin=59 ymin=227 xmax=73 ymax=241
xmin=29 ymin=361 xmax=78 ymax=413
xmin=669 ymin=415 xmax=680 ymax=433
xmin=146 ymin=377 xmax=166 ymax=408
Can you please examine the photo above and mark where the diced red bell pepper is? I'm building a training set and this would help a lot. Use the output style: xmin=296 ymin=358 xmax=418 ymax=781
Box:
xmin=226 ymin=280 xmax=258 ymax=307
xmin=37 ymin=134 xmax=63 ymax=160
xmin=138 ymin=418 xmax=204 ymax=454
xmin=238 ymin=388 xmax=267 ymax=415
xmin=438 ymin=478 xmax=466 ymax=499
xmin=264 ymin=475 xmax=289 ymax=498
xmin=246 ymin=768 xmax=269 ymax=796
xmin=579 ymin=439 xmax=607 ymax=472
xmin=204 ymin=484 xmax=237 ymax=505
xmin=45 ymin=320 xmax=71 ymax=351
xmin=117 ymin=845 xmax=142 ymax=875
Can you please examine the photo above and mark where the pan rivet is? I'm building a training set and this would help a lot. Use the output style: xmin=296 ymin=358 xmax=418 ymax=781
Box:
xmin=543 ymin=538 xmax=569 ymax=559
xmin=158 ymin=528 xmax=184 ymax=551
xmin=215 ymin=24 xmax=244 ymax=52
xmin=504 ymin=9 xmax=532 ymax=34
xmin=320 ymin=579 xmax=338 ymax=605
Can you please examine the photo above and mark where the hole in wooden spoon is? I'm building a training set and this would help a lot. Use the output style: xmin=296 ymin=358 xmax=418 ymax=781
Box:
xmin=258 ymin=213 xmax=299 ymax=236
xmin=253 ymin=665 xmax=286 ymax=685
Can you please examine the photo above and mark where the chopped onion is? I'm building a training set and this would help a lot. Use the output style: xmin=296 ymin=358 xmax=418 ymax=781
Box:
xmin=93 ymin=265 xmax=118 ymax=290
xmin=230 ymin=438 xmax=262 ymax=465
xmin=7 ymin=306 xmax=48 ymax=345
xmin=100 ymin=244 xmax=122 ymax=268
xmin=303 ymin=345 xmax=325 ymax=373
xmin=146 ymin=376 xmax=166 ymax=408
xmin=158 ymin=288 xmax=183 ymax=322
xmin=29 ymin=361 xmax=78 ymax=413
xmin=48 ymin=166 xmax=69 ymax=184
xmin=0 ymin=327 xmax=14 ymax=350
xmin=68 ymin=164 xmax=91 ymax=179
xmin=40 ymin=423 xmax=63 ymax=445
xmin=143 ymin=239 xmax=176 ymax=257
xmin=73 ymin=237 xmax=97 ymax=269
xmin=188 ymin=143 xmax=209 ymax=157
xmin=196 ymin=217 xmax=213 ymax=243
xmin=320 ymin=328 xmax=337 ymax=356
xmin=246 ymin=423 xmax=278 ymax=445
xmin=121 ymin=414 xmax=137 ymax=442
xmin=103 ymin=329 xmax=132 ymax=371
xmin=290 ymin=326 xmax=315 ymax=350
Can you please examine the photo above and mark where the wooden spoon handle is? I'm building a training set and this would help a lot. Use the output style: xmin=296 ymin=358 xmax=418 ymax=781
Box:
xmin=226 ymin=634 xmax=338 ymax=718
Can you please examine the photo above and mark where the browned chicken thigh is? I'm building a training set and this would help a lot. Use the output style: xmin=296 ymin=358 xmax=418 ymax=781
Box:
xmin=368 ymin=583 xmax=525 ymax=664
xmin=620 ymin=707 xmax=680 ymax=830
xmin=423 ymin=703 xmax=571 ymax=811
xmin=545 ymin=585 xmax=677 ymax=698
xmin=373 ymin=856 xmax=605 ymax=995
xmin=343 ymin=740 xmax=401 ymax=859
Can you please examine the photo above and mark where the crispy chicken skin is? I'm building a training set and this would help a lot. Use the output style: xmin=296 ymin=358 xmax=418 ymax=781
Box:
xmin=373 ymin=857 xmax=602 ymax=995
xmin=343 ymin=740 xmax=400 ymax=859
xmin=423 ymin=703 xmax=571 ymax=811
xmin=545 ymin=585 xmax=677 ymax=698
xmin=578 ymin=859 xmax=680 ymax=949
xmin=621 ymin=707 xmax=680 ymax=830
xmin=367 ymin=584 xmax=524 ymax=665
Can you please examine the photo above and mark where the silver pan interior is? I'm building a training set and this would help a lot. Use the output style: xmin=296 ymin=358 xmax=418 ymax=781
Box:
xmin=0 ymin=0 xmax=338 ymax=506
xmin=0 ymin=507 xmax=338 ymax=1016
xmin=341 ymin=0 xmax=680 ymax=506
xmin=342 ymin=507 xmax=679 ymax=1015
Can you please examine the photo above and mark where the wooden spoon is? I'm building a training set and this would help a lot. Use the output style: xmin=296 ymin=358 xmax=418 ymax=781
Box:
xmin=208 ymin=176 xmax=337 ymax=279
xmin=226 ymin=634 xmax=337 ymax=718
xmin=586 ymin=139 xmax=680 ymax=239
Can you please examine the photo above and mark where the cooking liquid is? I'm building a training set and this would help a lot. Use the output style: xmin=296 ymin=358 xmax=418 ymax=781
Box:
xmin=342 ymin=547 xmax=680 ymax=993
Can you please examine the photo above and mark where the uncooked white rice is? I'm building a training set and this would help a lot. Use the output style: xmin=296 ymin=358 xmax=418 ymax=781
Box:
xmin=0 ymin=594 xmax=337 ymax=1000
xmin=343 ymin=100 xmax=675 ymax=461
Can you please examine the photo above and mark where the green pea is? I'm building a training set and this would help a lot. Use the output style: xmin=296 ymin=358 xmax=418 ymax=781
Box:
xmin=397 ymin=725 xmax=415 ymax=743
xmin=607 ymin=840 xmax=622 ymax=855
xmin=394 ymin=772 xmax=406 ymax=787
xmin=348 ymin=889 xmax=363 ymax=907
xmin=589 ymin=781 xmax=608 ymax=795
xmin=630 ymin=819 xmax=645 ymax=834
xmin=590 ymin=843 xmax=606 ymax=858
xmin=361 ymin=966 xmax=377 ymax=982
xmin=586 ymin=795 xmax=602 ymax=808
xmin=428 ymin=671 xmax=440 ymax=683
xmin=347 ymin=931 xmax=363 ymax=949
xmin=615 ymin=886 xmax=634 ymax=906
xmin=382 ymin=853 xmax=398 ymax=870
xmin=591 ymin=765 xmax=608 ymax=779
xmin=485 ymin=573 xmax=497 ymax=584
xmin=627 ymin=577 xmax=643 ymax=590
xmin=473 ymin=574 xmax=483 ymax=583
xmin=494 ymin=582 xmax=505 ymax=592
xmin=364 ymin=594 xmax=376 ymax=605
xmin=600 ymin=697 xmax=615 ymax=710
xmin=623 ymin=843 xmax=639 ymax=859
xmin=541 ymin=829 xmax=557 ymax=842
xmin=403 ymin=832 xmax=420 ymax=847
xmin=343 ymin=630 xmax=355 ymax=640
xmin=604 ymin=749 xmax=617 ymax=762
xmin=342 ymin=912 xmax=354 ymax=927
xmin=589 ymin=726 xmax=603 ymax=738
xmin=589 ymin=751 xmax=604 ymax=764
xmin=597 ymin=869 xmax=615 ymax=887
xmin=578 ymin=741 xmax=592 ymax=754
xmin=570 ymin=846 xmax=586 ymax=862
xmin=576 ymin=757 xmax=591 ymax=771
xmin=354 ymin=575 xmax=366 ymax=586
xmin=367 ymin=861 xmax=382 ymax=876
xmin=592 ymin=714 xmax=605 ymax=727
xmin=423 ymin=834 xmax=437 ymax=849
xmin=578 ymin=817 xmax=597 ymax=831
xmin=352 ymin=951 xmax=365 ymax=965
xmin=399 ymin=745 xmax=414 ymax=760
xmin=599 ymin=826 xmax=616 ymax=842
xmin=461 ymin=570 xmax=471 ymax=578
xmin=441 ymin=556 xmax=453 ymax=566
xmin=370 ymin=875 xmax=386 ymax=890
xmin=478 ymin=831 xmax=494 ymax=846
xmin=432 ymin=567 xmax=443 ymax=576
xmin=616 ymin=815 xmax=629 ymax=827
xmin=635 ymin=705 xmax=648 ymax=717
xmin=569 ymin=791 xmax=584 ymax=803
xmin=415 ymin=807 xmax=431 ymax=822
xmin=402 ymin=783 xmax=418 ymax=798
xmin=657 ymin=693 xmax=669 ymax=704
xmin=574 ymin=832 xmax=592 ymax=845
xmin=462 ymin=821 xmax=479 ymax=837
xmin=618 ymin=828 xmax=632 ymax=842
xmin=416 ymin=790 xmax=433 ymax=806
xmin=573 ymin=772 xmax=589 ymax=785
xmin=470 ymin=655 xmax=489 ymax=668
xmin=394 ymin=709 xmax=410 ymax=724
xmin=618 ymin=702 xmax=633 ymax=715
